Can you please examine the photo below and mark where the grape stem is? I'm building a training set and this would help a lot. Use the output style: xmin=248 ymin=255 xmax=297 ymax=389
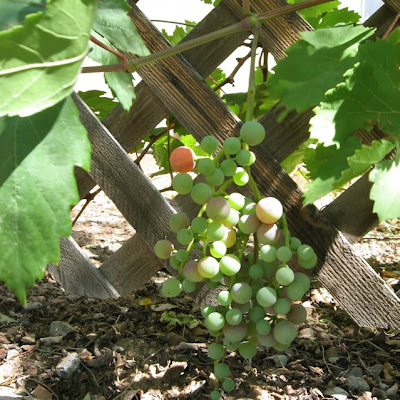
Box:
xmin=281 ymin=213 xmax=290 ymax=248
xmin=215 ymin=178 xmax=234 ymax=196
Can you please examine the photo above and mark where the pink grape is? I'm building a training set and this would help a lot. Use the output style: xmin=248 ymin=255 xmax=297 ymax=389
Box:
xmin=256 ymin=197 xmax=283 ymax=224
xmin=169 ymin=146 xmax=195 ymax=172
xmin=238 ymin=214 xmax=261 ymax=234
xmin=257 ymin=223 xmax=280 ymax=244
xmin=206 ymin=197 xmax=231 ymax=222
xmin=183 ymin=260 xmax=204 ymax=282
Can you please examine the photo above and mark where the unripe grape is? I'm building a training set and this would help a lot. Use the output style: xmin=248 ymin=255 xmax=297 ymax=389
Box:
xmin=169 ymin=254 xmax=181 ymax=270
xmin=177 ymin=228 xmax=193 ymax=245
xmin=275 ymin=265 xmax=295 ymax=286
xmin=191 ymin=216 xmax=207 ymax=234
xmin=239 ymin=341 xmax=257 ymax=359
xmin=225 ymin=308 xmax=242 ymax=325
xmin=249 ymin=263 xmax=264 ymax=280
xmin=285 ymin=282 xmax=307 ymax=301
xmin=208 ymin=342 xmax=225 ymax=360
xmin=183 ymin=260 xmax=204 ymax=282
xmin=298 ymin=253 xmax=318 ymax=269
xmin=220 ymin=159 xmax=237 ymax=176
xmin=172 ymin=173 xmax=193 ymax=194
xmin=256 ymin=286 xmax=277 ymax=307
xmin=207 ymin=221 xmax=227 ymax=241
xmin=238 ymin=214 xmax=261 ymax=234
xmin=222 ymin=208 xmax=239 ymax=228
xmin=248 ymin=305 xmax=265 ymax=323
xmin=293 ymin=272 xmax=311 ymax=292
xmin=175 ymin=249 xmax=188 ymax=262
xmin=257 ymin=223 xmax=280 ymax=245
xmin=257 ymin=332 xmax=277 ymax=348
xmin=205 ymin=312 xmax=225 ymax=331
xmin=256 ymin=197 xmax=283 ymax=224
xmin=210 ymin=390 xmax=221 ymax=400
xmin=233 ymin=167 xmax=249 ymax=186
xmin=210 ymin=241 xmax=227 ymax=258
xmin=289 ymin=236 xmax=302 ymax=251
xmin=209 ymin=270 xmax=224 ymax=283
xmin=214 ymin=362 xmax=230 ymax=379
xmin=196 ymin=158 xmax=215 ymax=176
xmin=223 ymin=322 xmax=247 ymax=342
xmin=231 ymin=282 xmax=252 ymax=304
xmin=274 ymin=298 xmax=292 ymax=315
xmin=221 ymin=228 xmax=236 ymax=248
xmin=260 ymin=244 xmax=277 ymax=262
xmin=169 ymin=213 xmax=190 ymax=233
xmin=297 ymin=244 xmax=315 ymax=261
xmin=276 ymin=246 xmax=293 ymax=263
xmin=227 ymin=192 xmax=245 ymax=210
xmin=201 ymin=304 xmax=216 ymax=317
xmin=240 ymin=120 xmax=266 ymax=146
xmin=182 ymin=279 xmax=196 ymax=293
xmin=219 ymin=254 xmax=241 ymax=276
xmin=206 ymin=197 xmax=231 ymax=222
xmin=154 ymin=239 xmax=174 ymax=259
xmin=256 ymin=319 xmax=271 ymax=335
xmin=191 ymin=182 xmax=213 ymax=205
xmin=242 ymin=198 xmax=256 ymax=214
xmin=169 ymin=146 xmax=195 ymax=172
xmin=223 ymin=137 xmax=241 ymax=155
xmin=201 ymin=135 xmax=219 ymax=154
xmin=273 ymin=320 xmax=297 ymax=345
xmin=287 ymin=303 xmax=308 ymax=325
xmin=236 ymin=149 xmax=255 ymax=166
xmin=161 ymin=277 xmax=182 ymax=297
xmin=206 ymin=168 xmax=224 ymax=187
xmin=197 ymin=256 xmax=219 ymax=278
xmin=217 ymin=290 xmax=232 ymax=306
xmin=222 ymin=378 xmax=235 ymax=392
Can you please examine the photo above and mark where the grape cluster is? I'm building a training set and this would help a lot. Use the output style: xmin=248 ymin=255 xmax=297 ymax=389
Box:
xmin=153 ymin=121 xmax=317 ymax=397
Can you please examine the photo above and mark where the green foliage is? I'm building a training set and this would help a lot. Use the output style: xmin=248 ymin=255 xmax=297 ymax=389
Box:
xmin=77 ymin=90 xmax=117 ymax=120
xmin=89 ymin=32 xmax=136 ymax=112
xmin=93 ymin=0 xmax=149 ymax=56
xmin=269 ymin=24 xmax=375 ymax=118
xmin=199 ymin=0 xmax=221 ymax=6
xmin=0 ymin=97 xmax=91 ymax=303
xmin=161 ymin=311 xmax=201 ymax=329
xmin=162 ymin=21 xmax=195 ymax=46
xmin=0 ymin=0 xmax=46 ymax=31
xmin=0 ymin=0 xmax=96 ymax=117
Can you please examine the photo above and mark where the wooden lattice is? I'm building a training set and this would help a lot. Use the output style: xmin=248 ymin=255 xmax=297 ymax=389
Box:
xmin=49 ymin=0 xmax=400 ymax=329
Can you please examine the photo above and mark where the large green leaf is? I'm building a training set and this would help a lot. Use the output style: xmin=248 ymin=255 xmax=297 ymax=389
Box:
xmin=0 ymin=0 xmax=46 ymax=31
xmin=0 ymin=0 xmax=96 ymax=118
xmin=89 ymin=32 xmax=135 ymax=112
xmin=369 ymin=155 xmax=400 ymax=222
xmin=0 ymin=97 xmax=91 ymax=303
xmin=93 ymin=0 xmax=149 ymax=56
xmin=310 ymin=31 xmax=400 ymax=146
xmin=269 ymin=24 xmax=375 ymax=118
xmin=78 ymin=90 xmax=117 ymax=120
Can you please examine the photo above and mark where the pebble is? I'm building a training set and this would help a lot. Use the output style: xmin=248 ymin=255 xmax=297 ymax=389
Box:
xmin=346 ymin=376 xmax=370 ymax=393
xmin=267 ymin=354 xmax=288 ymax=367
xmin=39 ymin=336 xmax=63 ymax=346
xmin=344 ymin=366 xmax=364 ymax=377
xmin=324 ymin=386 xmax=349 ymax=400
xmin=23 ymin=301 xmax=42 ymax=311
xmin=366 ymin=364 xmax=383 ymax=379
xmin=56 ymin=352 xmax=80 ymax=379
xmin=50 ymin=321 xmax=75 ymax=337
xmin=21 ymin=335 xmax=35 ymax=344
xmin=372 ymin=387 xmax=387 ymax=398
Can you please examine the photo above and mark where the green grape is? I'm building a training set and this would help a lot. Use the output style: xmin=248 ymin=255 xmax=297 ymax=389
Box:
xmin=209 ymin=329 xmax=223 ymax=337
xmin=263 ymin=261 xmax=277 ymax=280
xmin=231 ymin=301 xmax=250 ymax=314
xmin=210 ymin=241 xmax=227 ymax=258
xmin=208 ymin=342 xmax=225 ymax=360
xmin=219 ymin=254 xmax=241 ymax=276
xmin=274 ymin=342 xmax=291 ymax=351
xmin=275 ymin=266 xmax=295 ymax=286
xmin=289 ymin=236 xmax=302 ymax=251
xmin=293 ymin=272 xmax=311 ymax=291
xmin=172 ymin=173 xmax=193 ymax=195
xmin=207 ymin=280 xmax=219 ymax=290
xmin=240 ymin=120 xmax=266 ymax=146
xmin=221 ymin=228 xmax=236 ymax=248
xmin=223 ymin=137 xmax=241 ymax=155
xmin=248 ymin=305 xmax=265 ymax=322
xmin=197 ymin=256 xmax=219 ymax=278
xmin=260 ymin=245 xmax=277 ymax=262
xmin=276 ymin=246 xmax=293 ymax=263
xmin=217 ymin=290 xmax=232 ymax=306
xmin=285 ymin=282 xmax=307 ymax=301
xmin=256 ymin=319 xmax=271 ymax=335
xmin=175 ymin=249 xmax=188 ymax=262
xmin=256 ymin=286 xmax=277 ymax=307
xmin=257 ymin=332 xmax=277 ymax=347
xmin=201 ymin=135 xmax=219 ymax=154
xmin=231 ymin=282 xmax=252 ymax=304
xmin=298 ymin=253 xmax=318 ymax=269
xmin=207 ymin=168 xmax=225 ymax=187
xmin=206 ymin=197 xmax=231 ymax=222
xmin=297 ymin=244 xmax=315 ymax=261
xmin=236 ymin=149 xmax=255 ymax=166
xmin=196 ymin=158 xmax=215 ymax=176
xmin=225 ymin=308 xmax=242 ymax=325
xmin=222 ymin=378 xmax=235 ymax=392
xmin=222 ymin=208 xmax=239 ymax=228
xmin=242 ymin=197 xmax=256 ymax=214
xmin=154 ymin=239 xmax=174 ymax=259
xmin=256 ymin=197 xmax=283 ymax=224
xmin=191 ymin=182 xmax=213 ymax=205
xmin=227 ymin=192 xmax=245 ymax=210
xmin=177 ymin=228 xmax=194 ymax=245
xmin=169 ymin=213 xmax=190 ymax=233
xmin=207 ymin=221 xmax=227 ymax=241
xmin=201 ymin=304 xmax=216 ymax=317
xmin=223 ymin=338 xmax=240 ymax=351
xmin=169 ymin=254 xmax=181 ymax=270
xmin=161 ymin=277 xmax=182 ymax=297
xmin=223 ymin=322 xmax=247 ymax=342
xmin=209 ymin=270 xmax=224 ymax=283
xmin=273 ymin=320 xmax=297 ymax=345
xmin=182 ymin=279 xmax=197 ymax=293
xmin=220 ymin=159 xmax=237 ymax=176
xmin=205 ymin=312 xmax=225 ymax=331
xmin=249 ymin=263 xmax=264 ymax=280
xmin=191 ymin=216 xmax=208 ymax=234
xmin=210 ymin=390 xmax=221 ymax=400
xmin=257 ymin=223 xmax=280 ymax=245
xmin=233 ymin=167 xmax=249 ymax=186
xmin=183 ymin=260 xmax=204 ymax=282
xmin=239 ymin=341 xmax=257 ymax=359
xmin=238 ymin=214 xmax=261 ymax=234
xmin=286 ymin=303 xmax=308 ymax=325
xmin=214 ymin=362 xmax=230 ymax=379
xmin=274 ymin=298 xmax=292 ymax=315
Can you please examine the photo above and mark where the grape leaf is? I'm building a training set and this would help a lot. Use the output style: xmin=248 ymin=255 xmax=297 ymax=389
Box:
xmin=303 ymin=139 xmax=395 ymax=204
xmin=303 ymin=137 xmax=361 ymax=204
xmin=0 ymin=0 xmax=96 ymax=117
xmin=0 ymin=0 xmax=45 ymax=31
xmin=77 ymin=90 xmax=117 ymax=120
xmin=369 ymin=156 xmax=400 ymax=221
xmin=318 ymin=8 xmax=360 ymax=28
xmin=93 ymin=0 xmax=149 ymax=56
xmin=310 ymin=32 xmax=400 ymax=146
xmin=280 ymin=138 xmax=316 ymax=174
xmin=269 ymin=24 xmax=375 ymax=118
xmin=0 ymin=97 xmax=91 ymax=303
xmin=89 ymin=32 xmax=135 ymax=112
xmin=162 ymin=21 xmax=195 ymax=46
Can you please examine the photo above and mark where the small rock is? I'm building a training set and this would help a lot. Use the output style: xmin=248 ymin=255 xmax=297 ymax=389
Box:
xmin=23 ymin=302 xmax=42 ymax=311
xmin=345 ymin=366 xmax=364 ymax=378
xmin=0 ymin=386 xmax=25 ymax=399
xmin=387 ymin=383 xmax=398 ymax=397
xmin=366 ymin=364 xmax=384 ymax=379
xmin=324 ymin=386 xmax=349 ymax=400
xmin=93 ymin=313 xmax=104 ymax=320
xmin=56 ymin=352 xmax=80 ymax=379
xmin=87 ymin=350 xmax=113 ymax=368
xmin=21 ymin=335 xmax=36 ymax=344
xmin=346 ymin=376 xmax=370 ymax=393
xmin=267 ymin=354 xmax=288 ymax=367
xmin=167 ymin=332 xmax=186 ymax=346
xmin=372 ymin=387 xmax=387 ymax=398
xmin=50 ymin=321 xmax=74 ymax=337
xmin=39 ymin=336 xmax=63 ymax=346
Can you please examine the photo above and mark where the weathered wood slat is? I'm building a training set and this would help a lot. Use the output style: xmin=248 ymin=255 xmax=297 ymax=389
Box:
xmin=385 ymin=0 xmax=400 ymax=12
xmin=128 ymin=3 xmax=400 ymax=328
xmin=48 ymin=238 xmax=120 ymax=299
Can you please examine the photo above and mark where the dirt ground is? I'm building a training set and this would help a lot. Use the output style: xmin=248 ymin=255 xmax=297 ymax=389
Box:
xmin=0 ymin=156 xmax=399 ymax=400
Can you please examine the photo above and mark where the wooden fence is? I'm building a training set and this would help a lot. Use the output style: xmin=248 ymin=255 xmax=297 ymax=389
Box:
xmin=49 ymin=0 xmax=400 ymax=329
